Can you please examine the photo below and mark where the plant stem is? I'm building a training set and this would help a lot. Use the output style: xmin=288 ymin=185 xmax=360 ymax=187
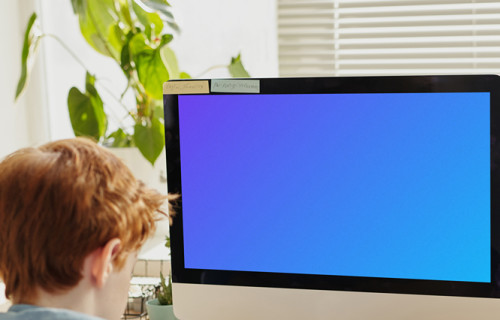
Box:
xmin=102 ymin=101 xmax=128 ymax=129
xmin=42 ymin=34 xmax=91 ymax=71
xmin=87 ymin=8 xmax=119 ymax=61
xmin=121 ymin=81 xmax=131 ymax=100
xmin=95 ymin=80 xmax=137 ymax=121
xmin=194 ymin=64 xmax=228 ymax=78
xmin=42 ymin=34 xmax=136 ymax=124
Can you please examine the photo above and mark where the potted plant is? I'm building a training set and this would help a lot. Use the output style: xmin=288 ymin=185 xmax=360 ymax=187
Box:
xmin=147 ymin=271 xmax=176 ymax=320
xmin=15 ymin=0 xmax=249 ymax=166
xmin=146 ymin=235 xmax=175 ymax=320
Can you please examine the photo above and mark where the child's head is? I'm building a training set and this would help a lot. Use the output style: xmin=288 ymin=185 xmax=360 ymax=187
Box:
xmin=0 ymin=138 xmax=168 ymax=304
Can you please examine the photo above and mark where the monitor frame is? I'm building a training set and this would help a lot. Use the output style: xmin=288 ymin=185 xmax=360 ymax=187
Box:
xmin=163 ymin=75 xmax=500 ymax=299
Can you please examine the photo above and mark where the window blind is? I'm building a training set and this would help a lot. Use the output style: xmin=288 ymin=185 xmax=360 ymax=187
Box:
xmin=277 ymin=0 xmax=500 ymax=76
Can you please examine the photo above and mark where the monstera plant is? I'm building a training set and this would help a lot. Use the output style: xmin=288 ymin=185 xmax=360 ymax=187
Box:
xmin=16 ymin=0 xmax=249 ymax=165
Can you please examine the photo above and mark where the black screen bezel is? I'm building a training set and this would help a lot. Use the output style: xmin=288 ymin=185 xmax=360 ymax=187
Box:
xmin=164 ymin=75 xmax=500 ymax=298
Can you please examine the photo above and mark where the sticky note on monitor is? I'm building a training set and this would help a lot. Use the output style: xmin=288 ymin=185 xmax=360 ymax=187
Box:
xmin=211 ymin=79 xmax=260 ymax=93
xmin=163 ymin=81 xmax=210 ymax=94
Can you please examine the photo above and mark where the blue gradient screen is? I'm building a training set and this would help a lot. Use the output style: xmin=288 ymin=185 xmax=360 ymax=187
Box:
xmin=178 ymin=92 xmax=491 ymax=283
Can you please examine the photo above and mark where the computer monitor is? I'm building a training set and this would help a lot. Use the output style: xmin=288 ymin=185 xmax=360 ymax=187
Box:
xmin=163 ymin=75 xmax=500 ymax=320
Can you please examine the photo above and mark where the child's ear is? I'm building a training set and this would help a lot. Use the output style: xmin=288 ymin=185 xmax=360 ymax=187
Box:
xmin=90 ymin=238 xmax=122 ymax=288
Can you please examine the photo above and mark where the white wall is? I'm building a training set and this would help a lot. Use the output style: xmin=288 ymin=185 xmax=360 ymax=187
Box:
xmin=0 ymin=0 xmax=50 ymax=159
xmin=0 ymin=0 xmax=48 ymax=309
xmin=170 ymin=0 xmax=279 ymax=78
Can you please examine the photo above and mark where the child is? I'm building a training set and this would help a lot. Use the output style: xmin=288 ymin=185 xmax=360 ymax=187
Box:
xmin=0 ymin=138 xmax=173 ymax=320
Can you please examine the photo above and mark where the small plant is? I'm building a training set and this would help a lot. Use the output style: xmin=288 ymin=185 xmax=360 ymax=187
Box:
xmin=157 ymin=271 xmax=173 ymax=305
xmin=154 ymin=235 xmax=173 ymax=305
xmin=165 ymin=235 xmax=170 ymax=249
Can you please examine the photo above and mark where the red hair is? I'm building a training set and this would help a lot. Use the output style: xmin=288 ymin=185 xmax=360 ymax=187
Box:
xmin=0 ymin=138 xmax=170 ymax=302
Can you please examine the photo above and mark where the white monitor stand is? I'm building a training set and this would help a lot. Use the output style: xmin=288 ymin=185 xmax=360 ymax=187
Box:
xmin=173 ymin=283 xmax=500 ymax=320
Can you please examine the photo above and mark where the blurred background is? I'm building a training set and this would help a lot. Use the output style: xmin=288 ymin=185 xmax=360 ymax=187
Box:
xmin=2 ymin=0 xmax=500 ymax=313
xmin=0 ymin=0 xmax=278 ymax=159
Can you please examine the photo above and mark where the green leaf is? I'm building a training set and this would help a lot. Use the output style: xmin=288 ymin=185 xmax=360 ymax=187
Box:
xmin=165 ymin=235 xmax=170 ymax=249
xmin=148 ymin=0 xmax=171 ymax=7
xmin=77 ymin=0 xmax=122 ymax=60
xmin=128 ymin=33 xmax=150 ymax=56
xmin=158 ymin=272 xmax=167 ymax=304
xmin=135 ymin=49 xmax=169 ymax=100
xmin=128 ymin=33 xmax=171 ymax=99
xmin=15 ymin=13 xmax=41 ymax=101
xmin=153 ymin=104 xmax=164 ymax=120
xmin=120 ymin=44 xmax=130 ymax=73
xmin=228 ymin=54 xmax=250 ymax=78
xmin=85 ymin=73 xmax=107 ymax=136
xmin=144 ymin=25 xmax=153 ymax=41
xmin=157 ymin=271 xmax=172 ymax=305
xmin=159 ymin=34 xmax=173 ymax=47
xmin=85 ymin=72 xmax=96 ymax=92
xmin=120 ymin=31 xmax=136 ymax=77
xmin=70 ymin=0 xmax=84 ymax=15
xmin=133 ymin=0 xmax=179 ymax=32
xmin=167 ymin=273 xmax=173 ymax=305
xmin=135 ymin=0 xmax=174 ymax=19
xmin=134 ymin=116 xmax=165 ymax=165
xmin=107 ymin=22 xmax=126 ymax=56
xmin=132 ymin=1 xmax=164 ymax=37
xmin=180 ymin=72 xmax=191 ymax=79
xmin=160 ymin=46 xmax=179 ymax=79
xmin=67 ymin=73 xmax=107 ymax=141
xmin=68 ymin=88 xmax=103 ymax=140
xmin=106 ymin=128 xmax=134 ymax=147
xmin=165 ymin=21 xmax=180 ymax=33
xmin=116 ymin=0 xmax=134 ymax=29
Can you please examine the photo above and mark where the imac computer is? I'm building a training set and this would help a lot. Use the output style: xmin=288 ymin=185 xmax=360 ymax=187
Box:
xmin=163 ymin=75 xmax=500 ymax=319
